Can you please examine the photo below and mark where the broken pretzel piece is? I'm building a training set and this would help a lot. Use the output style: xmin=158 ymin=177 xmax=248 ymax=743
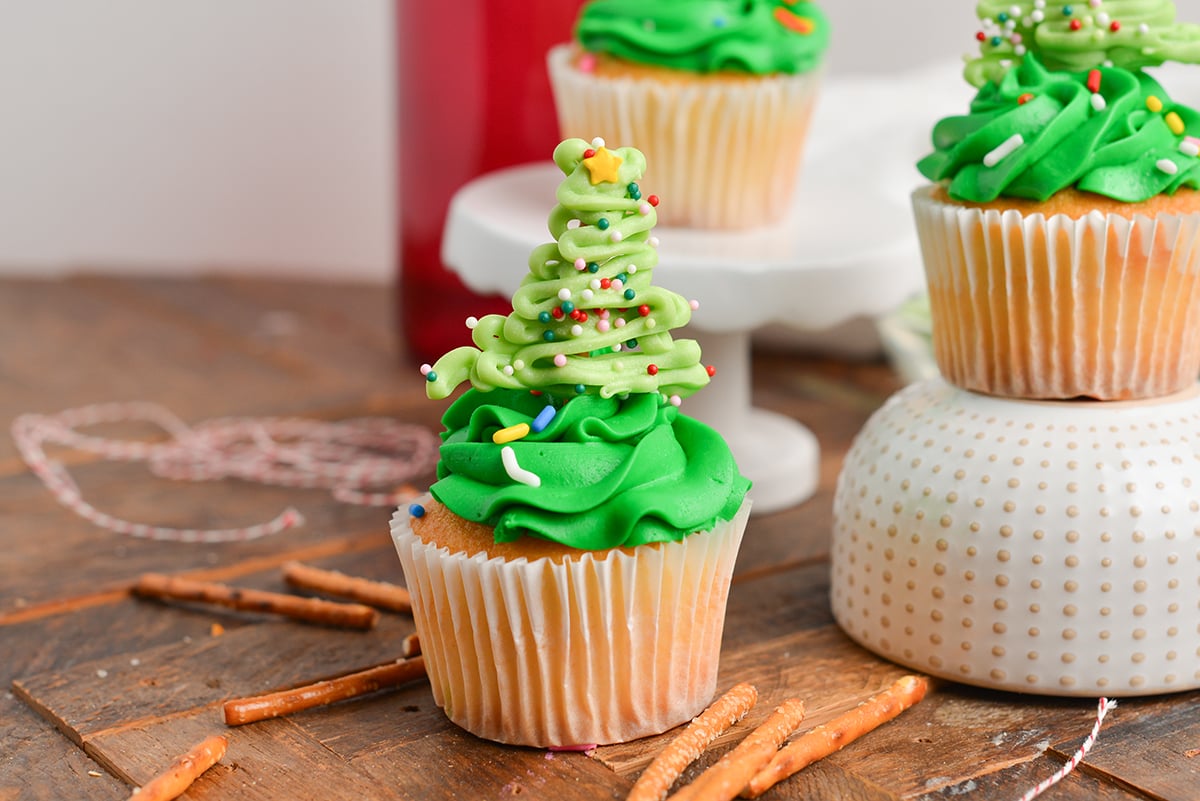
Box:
xmin=628 ymin=682 xmax=759 ymax=801
xmin=282 ymin=560 xmax=412 ymax=613
xmin=223 ymin=656 xmax=427 ymax=726
xmin=133 ymin=573 xmax=379 ymax=630
xmin=128 ymin=734 xmax=226 ymax=801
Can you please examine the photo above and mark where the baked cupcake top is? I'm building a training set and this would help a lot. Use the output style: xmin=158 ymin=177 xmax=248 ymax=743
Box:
xmin=919 ymin=1 xmax=1200 ymax=203
xmin=573 ymin=0 xmax=829 ymax=75
xmin=419 ymin=138 xmax=750 ymax=549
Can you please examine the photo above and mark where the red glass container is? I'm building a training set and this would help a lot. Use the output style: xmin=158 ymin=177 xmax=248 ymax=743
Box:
xmin=395 ymin=1 xmax=583 ymax=366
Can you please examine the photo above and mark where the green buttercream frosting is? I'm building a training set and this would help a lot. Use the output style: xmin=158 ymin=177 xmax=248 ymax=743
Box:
xmin=421 ymin=137 xmax=750 ymax=548
xmin=574 ymin=0 xmax=829 ymax=75
xmin=919 ymin=55 xmax=1200 ymax=203
xmin=967 ymin=1 xmax=1200 ymax=88
xmin=430 ymin=389 xmax=750 ymax=548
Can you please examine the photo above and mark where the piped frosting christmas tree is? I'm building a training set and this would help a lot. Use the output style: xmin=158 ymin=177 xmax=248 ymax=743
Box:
xmin=423 ymin=137 xmax=713 ymax=403
xmin=967 ymin=0 xmax=1200 ymax=86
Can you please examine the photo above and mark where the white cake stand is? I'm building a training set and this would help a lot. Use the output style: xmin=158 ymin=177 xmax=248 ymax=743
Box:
xmin=441 ymin=157 xmax=923 ymax=514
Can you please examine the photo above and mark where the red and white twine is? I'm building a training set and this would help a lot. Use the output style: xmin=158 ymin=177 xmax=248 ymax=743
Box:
xmin=12 ymin=402 xmax=440 ymax=543
xmin=1015 ymin=697 xmax=1115 ymax=801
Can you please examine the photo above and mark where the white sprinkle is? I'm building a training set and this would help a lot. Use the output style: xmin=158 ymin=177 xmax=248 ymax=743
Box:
xmin=981 ymin=17 xmax=993 ymax=27
xmin=513 ymin=359 xmax=525 ymax=370
xmin=581 ymin=289 xmax=594 ymax=302
xmin=566 ymin=219 xmax=581 ymax=229
xmin=612 ymin=343 xmax=623 ymax=352
xmin=558 ymin=288 xmax=572 ymax=301
xmin=1181 ymin=140 xmax=1200 ymax=158
xmin=1158 ymin=158 xmax=1179 ymax=175
xmin=591 ymin=136 xmax=606 ymax=149
xmin=503 ymin=365 xmax=514 ymax=376
xmin=1015 ymin=44 xmax=1027 ymax=56
xmin=1139 ymin=23 xmax=1149 ymax=34
xmin=501 ymin=446 xmax=541 ymax=487
xmin=570 ymin=324 xmax=583 ymax=336
xmin=615 ymin=318 xmax=626 ymax=328
xmin=1031 ymin=10 xmax=1044 ymax=22
xmin=983 ymin=133 xmax=1025 ymax=167
xmin=1034 ymin=0 xmax=1045 ymax=9
xmin=649 ymin=236 xmax=660 ymax=248
xmin=1009 ymin=4 xmax=1020 ymax=14
xmin=465 ymin=316 xmax=479 ymax=329
xmin=627 ymin=264 xmax=638 ymax=274
xmin=1096 ymin=12 xmax=1109 ymax=26
xmin=646 ymin=318 xmax=657 ymax=329
xmin=1091 ymin=93 xmax=1107 ymax=112
xmin=590 ymin=278 xmax=601 ymax=290
xmin=610 ymin=231 xmax=623 ymax=243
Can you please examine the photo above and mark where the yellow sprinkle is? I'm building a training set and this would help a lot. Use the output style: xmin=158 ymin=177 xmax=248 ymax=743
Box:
xmin=1146 ymin=95 xmax=1164 ymax=113
xmin=492 ymin=423 xmax=530 ymax=444
xmin=1166 ymin=111 xmax=1185 ymax=135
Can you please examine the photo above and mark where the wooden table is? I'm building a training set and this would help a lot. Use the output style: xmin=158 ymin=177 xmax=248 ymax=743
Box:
xmin=1 ymin=275 xmax=1195 ymax=801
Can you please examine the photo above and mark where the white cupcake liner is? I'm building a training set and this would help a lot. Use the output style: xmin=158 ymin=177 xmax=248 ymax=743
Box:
xmin=390 ymin=498 xmax=750 ymax=747
xmin=912 ymin=186 xmax=1200 ymax=400
xmin=548 ymin=44 xmax=820 ymax=230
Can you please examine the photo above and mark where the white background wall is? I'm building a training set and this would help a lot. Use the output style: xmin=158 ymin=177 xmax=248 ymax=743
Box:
xmin=0 ymin=2 xmax=980 ymax=281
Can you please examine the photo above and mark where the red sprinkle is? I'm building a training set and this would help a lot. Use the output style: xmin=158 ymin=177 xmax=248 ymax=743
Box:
xmin=1110 ymin=20 xmax=1121 ymax=32
xmin=583 ymin=148 xmax=596 ymax=158
xmin=1087 ymin=69 xmax=1102 ymax=93
xmin=599 ymin=278 xmax=612 ymax=289
xmin=577 ymin=311 xmax=588 ymax=322
xmin=647 ymin=195 xmax=660 ymax=207
xmin=1069 ymin=19 xmax=1082 ymax=30
xmin=705 ymin=365 xmax=716 ymax=377
xmin=551 ymin=307 xmax=565 ymax=320
xmin=647 ymin=364 xmax=659 ymax=376
xmin=976 ymin=31 xmax=987 ymax=41
xmin=1018 ymin=93 xmax=1035 ymax=105
xmin=637 ymin=304 xmax=651 ymax=317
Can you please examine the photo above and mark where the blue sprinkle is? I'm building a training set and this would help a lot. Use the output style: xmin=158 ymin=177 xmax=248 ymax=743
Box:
xmin=574 ymin=384 xmax=586 ymax=394
xmin=425 ymin=370 xmax=437 ymax=383
xmin=409 ymin=503 xmax=426 ymax=518
xmin=531 ymin=404 xmax=557 ymax=433
xmin=538 ymin=311 xmax=552 ymax=323
xmin=623 ymin=288 xmax=636 ymax=300
xmin=587 ymin=262 xmax=600 ymax=273
xmin=543 ymin=330 xmax=556 ymax=342
xmin=597 ymin=218 xmax=610 ymax=230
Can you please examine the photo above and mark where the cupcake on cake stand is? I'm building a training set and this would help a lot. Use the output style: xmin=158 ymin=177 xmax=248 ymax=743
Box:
xmin=441 ymin=137 xmax=921 ymax=514
xmin=832 ymin=3 xmax=1200 ymax=696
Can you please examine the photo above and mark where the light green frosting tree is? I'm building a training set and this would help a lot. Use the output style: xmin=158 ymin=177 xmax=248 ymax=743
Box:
xmin=968 ymin=0 xmax=1200 ymax=86
xmin=424 ymin=138 xmax=712 ymax=402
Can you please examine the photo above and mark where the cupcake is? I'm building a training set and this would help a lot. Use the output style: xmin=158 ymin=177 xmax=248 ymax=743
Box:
xmin=913 ymin=1 xmax=1200 ymax=400
xmin=391 ymin=137 xmax=752 ymax=747
xmin=547 ymin=0 xmax=829 ymax=230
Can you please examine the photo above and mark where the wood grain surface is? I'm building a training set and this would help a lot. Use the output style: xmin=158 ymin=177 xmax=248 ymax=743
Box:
xmin=1 ymin=276 xmax=1195 ymax=801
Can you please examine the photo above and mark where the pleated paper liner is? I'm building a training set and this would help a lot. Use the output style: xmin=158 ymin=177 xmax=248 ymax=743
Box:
xmin=547 ymin=44 xmax=820 ymax=230
xmin=912 ymin=185 xmax=1200 ymax=400
xmin=390 ymin=497 xmax=750 ymax=747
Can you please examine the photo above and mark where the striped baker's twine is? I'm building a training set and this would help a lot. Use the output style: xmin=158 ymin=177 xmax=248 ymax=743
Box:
xmin=1015 ymin=697 xmax=1115 ymax=801
xmin=11 ymin=401 xmax=440 ymax=543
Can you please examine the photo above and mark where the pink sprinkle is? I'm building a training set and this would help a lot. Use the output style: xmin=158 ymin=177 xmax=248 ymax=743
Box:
xmin=578 ymin=53 xmax=597 ymax=73
xmin=1010 ymin=33 xmax=1022 ymax=44
xmin=669 ymin=395 xmax=682 ymax=407
xmin=615 ymin=318 xmax=626 ymax=328
xmin=574 ymin=258 xmax=586 ymax=271
xmin=599 ymin=308 xmax=610 ymax=319
xmin=689 ymin=299 xmax=700 ymax=311
xmin=610 ymin=231 xmax=623 ymax=243
xmin=554 ymin=354 xmax=567 ymax=367
xmin=639 ymin=203 xmax=652 ymax=215
xmin=419 ymin=364 xmax=432 ymax=376
xmin=597 ymin=320 xmax=610 ymax=333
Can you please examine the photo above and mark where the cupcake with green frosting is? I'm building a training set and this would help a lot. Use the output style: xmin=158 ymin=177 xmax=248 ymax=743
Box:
xmin=547 ymin=0 xmax=830 ymax=229
xmin=912 ymin=0 xmax=1200 ymax=400
xmin=390 ymin=137 xmax=751 ymax=747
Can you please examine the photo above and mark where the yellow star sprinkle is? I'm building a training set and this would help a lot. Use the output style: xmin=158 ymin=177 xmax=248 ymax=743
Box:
xmin=583 ymin=147 xmax=623 ymax=185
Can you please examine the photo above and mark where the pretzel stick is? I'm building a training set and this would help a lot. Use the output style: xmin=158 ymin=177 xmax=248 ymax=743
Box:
xmin=282 ymin=561 xmax=412 ymax=613
xmin=401 ymin=632 xmax=421 ymax=658
xmin=742 ymin=675 xmax=929 ymax=798
xmin=128 ymin=734 xmax=226 ymax=801
xmin=133 ymin=573 xmax=379 ymax=630
xmin=667 ymin=698 xmax=806 ymax=801
xmin=628 ymin=683 xmax=759 ymax=801
xmin=223 ymin=656 xmax=427 ymax=726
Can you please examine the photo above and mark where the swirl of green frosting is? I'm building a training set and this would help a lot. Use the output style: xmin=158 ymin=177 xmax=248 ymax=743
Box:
xmin=430 ymin=389 xmax=750 ymax=548
xmin=574 ymin=0 xmax=829 ymax=75
xmin=426 ymin=138 xmax=712 ymax=401
xmin=918 ymin=54 xmax=1200 ymax=202
xmin=967 ymin=1 xmax=1200 ymax=87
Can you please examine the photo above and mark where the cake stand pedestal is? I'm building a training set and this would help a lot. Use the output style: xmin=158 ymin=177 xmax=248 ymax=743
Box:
xmin=832 ymin=377 xmax=1200 ymax=696
xmin=442 ymin=162 xmax=921 ymax=514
